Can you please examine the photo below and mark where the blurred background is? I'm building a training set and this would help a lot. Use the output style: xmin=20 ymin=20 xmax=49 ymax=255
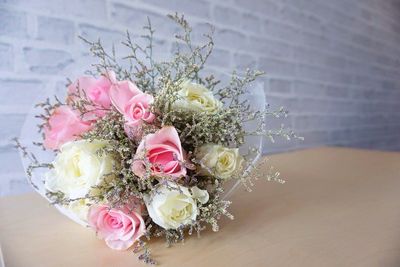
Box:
xmin=0 ymin=0 xmax=399 ymax=196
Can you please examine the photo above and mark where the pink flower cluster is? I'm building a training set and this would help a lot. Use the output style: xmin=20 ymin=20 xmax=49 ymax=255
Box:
xmin=44 ymin=72 xmax=190 ymax=250
xmin=44 ymin=72 xmax=156 ymax=150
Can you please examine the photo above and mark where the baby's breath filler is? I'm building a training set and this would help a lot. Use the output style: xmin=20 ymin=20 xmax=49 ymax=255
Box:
xmin=15 ymin=13 xmax=300 ymax=265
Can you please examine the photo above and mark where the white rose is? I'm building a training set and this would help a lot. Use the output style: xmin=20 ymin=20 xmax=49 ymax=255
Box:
xmin=45 ymin=139 xmax=115 ymax=199
xmin=172 ymin=80 xmax=222 ymax=113
xmin=145 ymin=182 xmax=205 ymax=229
xmin=196 ymin=144 xmax=244 ymax=179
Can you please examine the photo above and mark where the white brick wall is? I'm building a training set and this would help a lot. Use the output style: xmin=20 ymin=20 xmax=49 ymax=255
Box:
xmin=1 ymin=0 xmax=400 ymax=195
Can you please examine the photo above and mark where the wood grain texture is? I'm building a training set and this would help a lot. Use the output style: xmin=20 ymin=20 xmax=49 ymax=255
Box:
xmin=1 ymin=147 xmax=400 ymax=267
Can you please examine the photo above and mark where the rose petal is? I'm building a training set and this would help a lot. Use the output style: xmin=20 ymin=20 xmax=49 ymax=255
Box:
xmin=87 ymin=204 xmax=145 ymax=251
xmin=109 ymin=80 xmax=142 ymax=114
xmin=43 ymin=106 xmax=93 ymax=150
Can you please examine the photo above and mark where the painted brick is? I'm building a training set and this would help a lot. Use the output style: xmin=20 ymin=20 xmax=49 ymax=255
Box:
xmin=0 ymin=8 xmax=28 ymax=38
xmin=233 ymin=53 xmax=257 ymax=71
xmin=9 ymin=0 xmax=107 ymax=20
xmin=250 ymin=36 xmax=292 ymax=59
xmin=292 ymin=80 xmax=324 ymax=96
xmin=294 ymin=115 xmax=341 ymax=131
xmin=0 ymin=114 xmax=26 ymax=141
xmin=262 ymin=19 xmax=301 ymax=42
xmin=111 ymin=4 xmax=180 ymax=38
xmin=78 ymin=24 xmax=125 ymax=49
xmin=259 ymin=57 xmax=296 ymax=76
xmin=0 ymin=146 xmax=24 ymax=174
xmin=23 ymin=47 xmax=74 ymax=74
xmin=37 ymin=17 xmax=75 ymax=44
xmin=0 ymin=79 xmax=44 ymax=108
xmin=235 ymin=0 xmax=279 ymax=17
xmin=325 ymin=85 xmax=349 ymax=98
xmin=0 ymin=43 xmax=13 ymax=71
xmin=241 ymin=13 xmax=261 ymax=33
xmin=269 ymin=78 xmax=292 ymax=94
xmin=143 ymin=0 xmax=211 ymax=18
xmin=214 ymin=29 xmax=248 ymax=50
xmin=213 ymin=5 xmax=240 ymax=27
xmin=207 ymin=48 xmax=231 ymax=68
xmin=191 ymin=22 xmax=215 ymax=44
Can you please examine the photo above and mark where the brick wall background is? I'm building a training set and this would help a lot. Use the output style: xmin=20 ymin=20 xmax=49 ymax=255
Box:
xmin=1 ymin=0 xmax=400 ymax=195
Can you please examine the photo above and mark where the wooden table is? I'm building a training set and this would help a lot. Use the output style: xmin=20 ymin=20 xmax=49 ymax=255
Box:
xmin=1 ymin=147 xmax=400 ymax=267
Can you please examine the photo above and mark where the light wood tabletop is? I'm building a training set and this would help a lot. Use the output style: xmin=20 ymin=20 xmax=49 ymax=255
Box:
xmin=1 ymin=147 xmax=400 ymax=267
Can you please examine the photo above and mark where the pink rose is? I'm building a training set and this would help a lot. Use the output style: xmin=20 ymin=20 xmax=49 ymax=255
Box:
xmin=132 ymin=126 xmax=187 ymax=179
xmin=88 ymin=204 xmax=145 ymax=250
xmin=109 ymin=80 xmax=155 ymax=135
xmin=67 ymin=72 xmax=116 ymax=118
xmin=43 ymin=106 xmax=92 ymax=150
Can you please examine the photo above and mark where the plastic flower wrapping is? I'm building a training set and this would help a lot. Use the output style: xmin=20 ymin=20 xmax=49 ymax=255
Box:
xmin=15 ymin=14 xmax=299 ymax=264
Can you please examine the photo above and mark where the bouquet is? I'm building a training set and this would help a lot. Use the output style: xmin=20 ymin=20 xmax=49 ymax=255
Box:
xmin=15 ymin=14 xmax=299 ymax=264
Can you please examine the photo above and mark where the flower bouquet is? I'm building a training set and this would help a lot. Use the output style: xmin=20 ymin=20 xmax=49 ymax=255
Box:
xmin=15 ymin=14 xmax=299 ymax=264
